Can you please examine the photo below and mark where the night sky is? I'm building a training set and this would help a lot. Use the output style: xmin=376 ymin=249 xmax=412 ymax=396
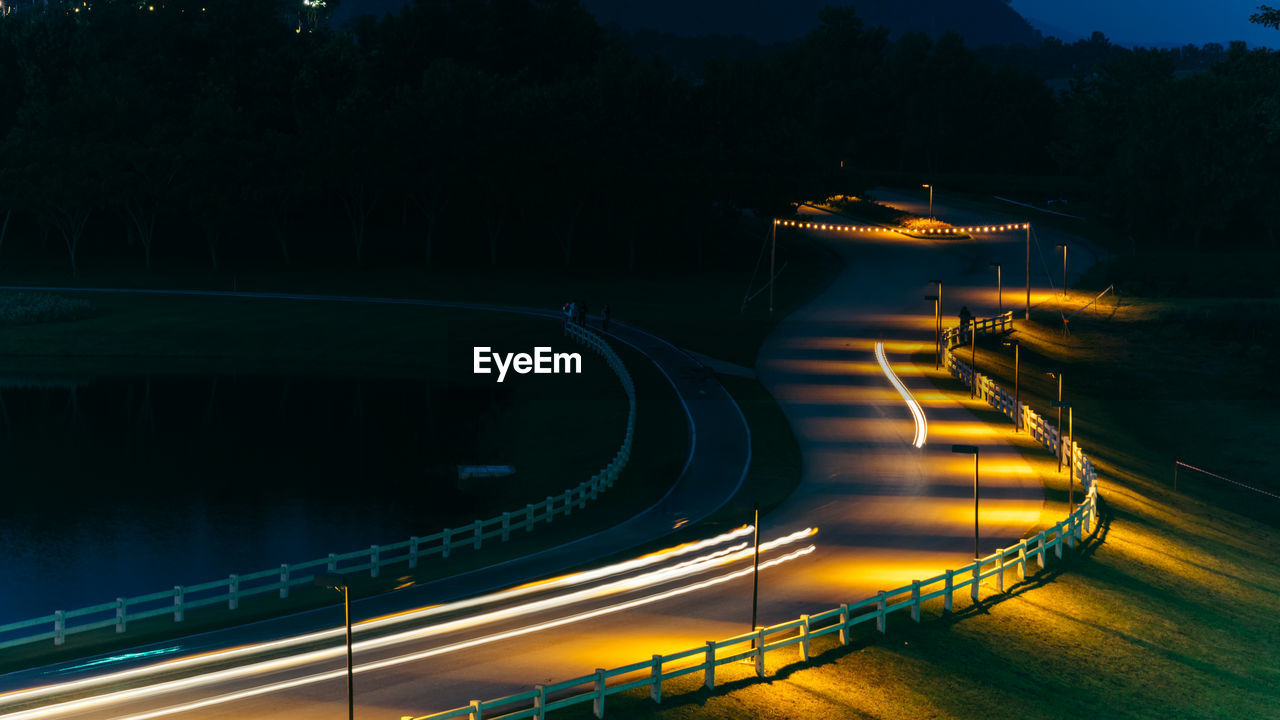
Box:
xmin=337 ymin=1 xmax=1280 ymax=48
xmin=1011 ymin=0 xmax=1279 ymax=48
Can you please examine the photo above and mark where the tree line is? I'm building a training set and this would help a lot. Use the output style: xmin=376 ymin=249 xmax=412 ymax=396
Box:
xmin=0 ymin=1 xmax=1274 ymax=276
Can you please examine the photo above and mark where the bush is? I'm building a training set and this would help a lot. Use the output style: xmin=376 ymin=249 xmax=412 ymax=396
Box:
xmin=0 ymin=293 xmax=93 ymax=326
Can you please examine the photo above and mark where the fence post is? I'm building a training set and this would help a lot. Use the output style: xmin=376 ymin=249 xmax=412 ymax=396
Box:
xmin=703 ymin=641 xmax=716 ymax=690
xmin=501 ymin=512 xmax=511 ymax=542
xmin=649 ymin=655 xmax=662 ymax=703
xmin=468 ymin=699 xmax=483 ymax=720
xmin=115 ymin=598 xmax=126 ymax=633
xmin=799 ymin=614 xmax=811 ymax=660
xmin=228 ymin=574 xmax=239 ymax=610
xmin=971 ymin=563 xmax=981 ymax=603
xmin=534 ymin=684 xmax=547 ymax=719
xmin=756 ymin=628 xmax=767 ymax=677
xmin=328 ymin=553 xmax=337 ymax=573
xmin=409 ymin=537 xmax=419 ymax=569
xmin=526 ymin=504 xmax=536 ymax=531
xmin=593 ymin=668 xmax=606 ymax=718
xmin=545 ymin=496 xmax=554 ymax=523
xmin=173 ymin=586 xmax=184 ymax=622
xmin=473 ymin=520 xmax=482 ymax=550
xmin=54 ymin=610 xmax=65 ymax=645
xmin=838 ymin=603 xmax=851 ymax=645
xmin=443 ymin=529 xmax=452 ymax=559
xmin=370 ymin=545 xmax=380 ymax=577
xmin=280 ymin=564 xmax=290 ymax=598
xmin=1018 ymin=543 xmax=1027 ymax=580
xmin=911 ymin=580 xmax=921 ymax=622
xmin=876 ymin=591 xmax=887 ymax=633
xmin=1055 ymin=526 xmax=1064 ymax=559
xmin=944 ymin=570 xmax=954 ymax=612
xmin=1037 ymin=534 xmax=1047 ymax=570
xmin=996 ymin=550 xmax=1005 ymax=593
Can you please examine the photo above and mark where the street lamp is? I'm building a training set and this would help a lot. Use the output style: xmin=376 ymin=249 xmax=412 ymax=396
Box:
xmin=969 ymin=318 xmax=977 ymax=399
xmin=925 ymin=294 xmax=939 ymax=369
xmin=1052 ymin=401 xmax=1074 ymax=508
xmin=952 ymin=445 xmax=980 ymax=558
xmin=1045 ymin=370 xmax=1064 ymax=472
xmin=770 ymin=219 xmax=779 ymax=314
xmin=314 ymin=573 xmax=355 ymax=720
xmin=1055 ymin=243 xmax=1067 ymax=300
xmin=1024 ymin=223 xmax=1032 ymax=320
xmin=922 ymin=184 xmax=933 ymax=220
xmin=749 ymin=502 xmax=761 ymax=641
xmin=990 ymin=262 xmax=1002 ymax=313
xmin=929 ymin=279 xmax=943 ymax=362
xmin=1001 ymin=338 xmax=1019 ymax=431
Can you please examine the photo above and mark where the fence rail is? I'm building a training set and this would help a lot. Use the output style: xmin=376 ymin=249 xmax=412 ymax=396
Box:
xmin=406 ymin=311 xmax=1102 ymax=720
xmin=0 ymin=322 xmax=635 ymax=651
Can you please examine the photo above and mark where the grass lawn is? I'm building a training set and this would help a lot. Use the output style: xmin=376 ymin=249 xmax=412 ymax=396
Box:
xmin=564 ymin=293 xmax=1280 ymax=719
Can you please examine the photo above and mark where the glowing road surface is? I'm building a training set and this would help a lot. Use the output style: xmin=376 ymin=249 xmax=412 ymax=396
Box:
xmin=0 ymin=197 xmax=1082 ymax=719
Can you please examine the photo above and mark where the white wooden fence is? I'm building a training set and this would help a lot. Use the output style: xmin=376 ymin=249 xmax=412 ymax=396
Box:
xmin=405 ymin=311 xmax=1102 ymax=720
xmin=0 ymin=322 xmax=635 ymax=651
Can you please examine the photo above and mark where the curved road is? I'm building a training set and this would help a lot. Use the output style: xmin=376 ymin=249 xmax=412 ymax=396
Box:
xmin=0 ymin=196 xmax=1091 ymax=719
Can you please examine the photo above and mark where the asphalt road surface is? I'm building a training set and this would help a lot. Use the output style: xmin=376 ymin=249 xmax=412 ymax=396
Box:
xmin=0 ymin=197 xmax=1089 ymax=720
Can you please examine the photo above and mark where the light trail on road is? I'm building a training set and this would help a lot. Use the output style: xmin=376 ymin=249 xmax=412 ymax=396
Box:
xmin=875 ymin=341 xmax=928 ymax=448
xmin=0 ymin=529 xmax=816 ymax=720
xmin=0 ymin=525 xmax=758 ymax=709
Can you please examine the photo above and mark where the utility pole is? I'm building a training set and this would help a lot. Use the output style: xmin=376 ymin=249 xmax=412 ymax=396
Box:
xmin=1025 ymin=223 xmax=1031 ymax=320
xmin=750 ymin=503 xmax=761 ymax=641
xmin=769 ymin=220 xmax=777 ymax=313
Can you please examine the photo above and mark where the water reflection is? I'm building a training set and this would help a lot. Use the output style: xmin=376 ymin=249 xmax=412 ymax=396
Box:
xmin=0 ymin=374 xmax=513 ymax=622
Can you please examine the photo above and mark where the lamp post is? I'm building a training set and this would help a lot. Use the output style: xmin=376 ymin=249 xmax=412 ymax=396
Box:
xmin=929 ymin=279 xmax=943 ymax=361
xmin=750 ymin=503 xmax=761 ymax=641
xmin=1046 ymin=370 xmax=1064 ymax=472
xmin=969 ymin=318 xmax=977 ymax=399
xmin=769 ymin=219 xmax=778 ymax=313
xmin=1001 ymin=338 xmax=1019 ymax=431
xmin=314 ymin=573 xmax=354 ymax=720
xmin=1052 ymin=401 xmax=1074 ymax=508
xmin=1024 ymin=223 xmax=1031 ymax=320
xmin=922 ymin=184 xmax=933 ymax=220
xmin=925 ymin=294 xmax=939 ymax=369
xmin=990 ymin=262 xmax=1002 ymax=313
xmin=1055 ymin=243 xmax=1067 ymax=300
xmin=952 ymin=445 xmax=980 ymax=558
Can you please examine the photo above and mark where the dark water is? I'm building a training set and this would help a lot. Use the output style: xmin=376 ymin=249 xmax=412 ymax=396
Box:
xmin=0 ymin=374 xmax=515 ymax=623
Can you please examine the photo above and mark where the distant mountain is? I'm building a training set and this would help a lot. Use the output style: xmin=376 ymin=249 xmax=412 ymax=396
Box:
xmin=581 ymin=0 xmax=1042 ymax=47
xmin=333 ymin=0 xmax=1043 ymax=48
xmin=1021 ymin=14 xmax=1084 ymax=43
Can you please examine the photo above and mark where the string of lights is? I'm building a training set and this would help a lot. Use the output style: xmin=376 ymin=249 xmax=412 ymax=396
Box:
xmin=774 ymin=219 xmax=1029 ymax=235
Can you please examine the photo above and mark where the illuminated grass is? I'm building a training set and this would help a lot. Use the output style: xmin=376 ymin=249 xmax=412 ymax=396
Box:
xmin=579 ymin=298 xmax=1280 ymax=719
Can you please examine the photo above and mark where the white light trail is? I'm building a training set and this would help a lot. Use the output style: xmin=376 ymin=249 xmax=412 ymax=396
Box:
xmin=109 ymin=545 xmax=818 ymax=720
xmin=875 ymin=341 xmax=927 ymax=448
xmin=0 ymin=529 xmax=815 ymax=720
xmin=0 ymin=525 xmax=757 ymax=709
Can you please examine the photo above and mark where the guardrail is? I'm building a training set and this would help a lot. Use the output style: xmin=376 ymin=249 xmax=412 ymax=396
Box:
xmin=406 ymin=312 xmax=1102 ymax=720
xmin=0 ymin=322 xmax=635 ymax=651
xmin=943 ymin=312 xmax=1095 ymax=489
xmin=942 ymin=309 xmax=1013 ymax=348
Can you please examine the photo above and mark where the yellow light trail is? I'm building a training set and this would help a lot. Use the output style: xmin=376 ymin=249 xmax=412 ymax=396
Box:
xmin=875 ymin=341 xmax=927 ymax=448
xmin=110 ymin=545 xmax=819 ymax=720
xmin=0 ymin=525 xmax=757 ymax=709
xmin=0 ymin=530 xmax=816 ymax=720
